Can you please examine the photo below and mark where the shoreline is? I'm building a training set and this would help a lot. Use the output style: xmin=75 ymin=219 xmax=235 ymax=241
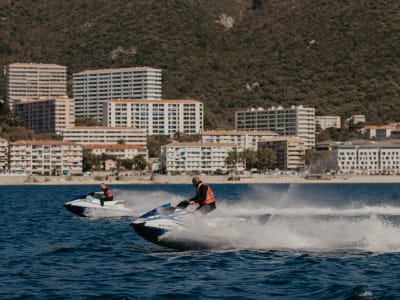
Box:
xmin=0 ymin=174 xmax=399 ymax=185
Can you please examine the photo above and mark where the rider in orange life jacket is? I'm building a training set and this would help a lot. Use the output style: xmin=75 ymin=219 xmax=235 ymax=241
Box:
xmin=179 ymin=176 xmax=216 ymax=214
xmin=94 ymin=182 xmax=114 ymax=207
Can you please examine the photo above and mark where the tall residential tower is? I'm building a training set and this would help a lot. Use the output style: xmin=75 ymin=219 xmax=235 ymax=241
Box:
xmin=73 ymin=67 xmax=162 ymax=121
xmin=4 ymin=63 xmax=67 ymax=108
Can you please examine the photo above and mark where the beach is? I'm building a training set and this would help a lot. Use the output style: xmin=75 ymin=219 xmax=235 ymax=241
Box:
xmin=0 ymin=173 xmax=399 ymax=185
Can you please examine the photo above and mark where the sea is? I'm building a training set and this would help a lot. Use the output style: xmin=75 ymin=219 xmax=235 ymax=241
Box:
xmin=1 ymin=183 xmax=400 ymax=299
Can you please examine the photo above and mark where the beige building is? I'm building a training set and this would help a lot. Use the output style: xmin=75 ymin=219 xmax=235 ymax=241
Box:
xmin=161 ymin=142 xmax=243 ymax=174
xmin=103 ymin=99 xmax=203 ymax=135
xmin=9 ymin=140 xmax=82 ymax=175
xmin=62 ymin=126 xmax=147 ymax=146
xmin=73 ymin=67 xmax=162 ymax=121
xmin=83 ymin=144 xmax=148 ymax=160
xmin=14 ymin=97 xmax=74 ymax=134
xmin=316 ymin=116 xmax=341 ymax=130
xmin=202 ymin=130 xmax=278 ymax=151
xmin=364 ymin=125 xmax=394 ymax=140
xmin=258 ymin=137 xmax=305 ymax=170
xmin=235 ymin=105 xmax=315 ymax=149
xmin=0 ymin=138 xmax=8 ymax=173
xmin=4 ymin=63 xmax=67 ymax=108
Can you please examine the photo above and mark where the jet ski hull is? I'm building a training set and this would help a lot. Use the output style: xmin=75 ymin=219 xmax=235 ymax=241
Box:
xmin=64 ymin=195 xmax=133 ymax=217
xmin=131 ymin=203 xmax=226 ymax=250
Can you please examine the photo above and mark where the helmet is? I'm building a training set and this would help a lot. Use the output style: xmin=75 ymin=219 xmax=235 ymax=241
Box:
xmin=192 ymin=176 xmax=201 ymax=186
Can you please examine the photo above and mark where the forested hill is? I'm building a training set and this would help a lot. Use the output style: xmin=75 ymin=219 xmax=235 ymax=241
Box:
xmin=1 ymin=0 xmax=400 ymax=129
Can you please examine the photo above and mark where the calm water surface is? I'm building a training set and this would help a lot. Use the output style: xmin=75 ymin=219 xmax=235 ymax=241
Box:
xmin=1 ymin=183 xmax=400 ymax=299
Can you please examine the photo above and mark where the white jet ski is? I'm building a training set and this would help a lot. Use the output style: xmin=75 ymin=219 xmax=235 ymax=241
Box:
xmin=64 ymin=194 xmax=134 ymax=217
xmin=131 ymin=202 xmax=226 ymax=250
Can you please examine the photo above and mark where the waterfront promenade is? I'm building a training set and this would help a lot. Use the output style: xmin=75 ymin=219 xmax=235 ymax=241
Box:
xmin=0 ymin=174 xmax=399 ymax=185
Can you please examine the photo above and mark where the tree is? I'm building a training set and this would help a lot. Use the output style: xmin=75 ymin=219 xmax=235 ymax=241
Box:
xmin=147 ymin=135 xmax=172 ymax=158
xmin=120 ymin=158 xmax=134 ymax=170
xmin=240 ymin=149 xmax=257 ymax=170
xmin=133 ymin=155 xmax=147 ymax=172
xmin=256 ymin=148 xmax=276 ymax=173
xmin=225 ymin=149 xmax=241 ymax=171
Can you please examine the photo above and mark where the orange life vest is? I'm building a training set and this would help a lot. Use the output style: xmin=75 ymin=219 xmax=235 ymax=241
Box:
xmin=197 ymin=182 xmax=215 ymax=205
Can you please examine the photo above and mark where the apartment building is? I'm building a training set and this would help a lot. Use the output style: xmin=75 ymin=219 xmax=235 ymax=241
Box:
xmin=13 ymin=97 xmax=74 ymax=134
xmin=61 ymin=126 xmax=147 ymax=146
xmin=235 ymin=105 xmax=315 ymax=149
xmin=202 ymin=130 xmax=278 ymax=151
xmin=161 ymin=142 xmax=243 ymax=174
xmin=9 ymin=140 xmax=82 ymax=175
xmin=4 ymin=63 xmax=67 ymax=108
xmin=258 ymin=137 xmax=305 ymax=170
xmin=103 ymin=99 xmax=203 ymax=135
xmin=73 ymin=67 xmax=162 ymax=121
xmin=332 ymin=141 xmax=400 ymax=175
xmin=83 ymin=144 xmax=148 ymax=161
xmin=0 ymin=138 xmax=8 ymax=173
xmin=316 ymin=116 xmax=341 ymax=130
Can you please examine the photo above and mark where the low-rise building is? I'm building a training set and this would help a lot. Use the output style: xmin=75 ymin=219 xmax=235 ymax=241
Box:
xmin=161 ymin=142 xmax=243 ymax=174
xmin=258 ymin=137 xmax=305 ymax=170
xmin=9 ymin=140 xmax=82 ymax=175
xmin=61 ymin=126 xmax=147 ymax=146
xmin=364 ymin=125 xmax=394 ymax=140
xmin=331 ymin=141 xmax=400 ymax=175
xmin=202 ymin=130 xmax=278 ymax=151
xmin=82 ymin=144 xmax=148 ymax=160
xmin=316 ymin=116 xmax=341 ymax=130
xmin=0 ymin=138 xmax=8 ymax=173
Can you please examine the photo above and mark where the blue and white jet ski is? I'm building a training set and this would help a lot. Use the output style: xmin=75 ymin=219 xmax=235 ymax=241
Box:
xmin=131 ymin=203 xmax=227 ymax=250
xmin=64 ymin=194 xmax=134 ymax=217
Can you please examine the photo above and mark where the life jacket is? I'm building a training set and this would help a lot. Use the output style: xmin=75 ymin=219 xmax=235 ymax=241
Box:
xmin=103 ymin=187 xmax=113 ymax=198
xmin=197 ymin=182 xmax=215 ymax=205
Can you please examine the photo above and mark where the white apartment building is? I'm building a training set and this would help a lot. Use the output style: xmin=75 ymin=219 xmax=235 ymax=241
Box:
xmin=104 ymin=99 xmax=203 ymax=135
xmin=14 ymin=97 xmax=74 ymax=134
xmin=73 ymin=67 xmax=162 ymax=121
xmin=83 ymin=144 xmax=148 ymax=161
xmin=202 ymin=130 xmax=278 ymax=151
xmin=161 ymin=142 xmax=243 ymax=174
xmin=235 ymin=105 xmax=315 ymax=149
xmin=0 ymin=138 xmax=8 ymax=173
xmin=61 ymin=126 xmax=147 ymax=146
xmin=9 ymin=140 xmax=82 ymax=175
xmin=4 ymin=63 xmax=67 ymax=107
xmin=332 ymin=141 xmax=400 ymax=175
xmin=258 ymin=137 xmax=305 ymax=170
xmin=316 ymin=116 xmax=341 ymax=130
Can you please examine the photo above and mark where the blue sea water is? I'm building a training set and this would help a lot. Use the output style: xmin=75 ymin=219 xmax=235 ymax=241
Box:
xmin=1 ymin=183 xmax=400 ymax=299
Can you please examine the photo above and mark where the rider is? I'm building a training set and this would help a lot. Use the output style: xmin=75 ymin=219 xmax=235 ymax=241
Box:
xmin=178 ymin=176 xmax=216 ymax=214
xmin=94 ymin=182 xmax=114 ymax=206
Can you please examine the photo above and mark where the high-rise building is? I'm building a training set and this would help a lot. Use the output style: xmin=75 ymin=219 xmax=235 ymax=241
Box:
xmin=13 ymin=97 xmax=74 ymax=134
xmin=103 ymin=99 xmax=203 ymax=135
xmin=235 ymin=105 xmax=315 ymax=149
xmin=4 ymin=63 xmax=67 ymax=108
xmin=73 ymin=67 xmax=162 ymax=121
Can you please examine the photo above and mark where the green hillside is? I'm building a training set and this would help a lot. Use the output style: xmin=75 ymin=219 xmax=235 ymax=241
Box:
xmin=1 ymin=0 xmax=399 ymax=129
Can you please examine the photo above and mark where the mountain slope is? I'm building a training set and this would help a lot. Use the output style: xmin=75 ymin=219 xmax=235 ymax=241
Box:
xmin=1 ymin=0 xmax=399 ymax=128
